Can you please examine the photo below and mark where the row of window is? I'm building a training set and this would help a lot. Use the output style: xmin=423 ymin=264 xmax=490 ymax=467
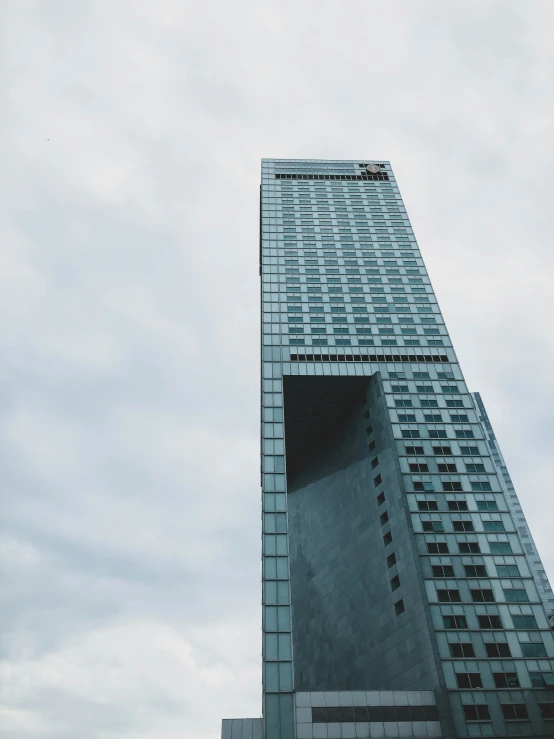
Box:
xmin=417 ymin=498 xmax=496 ymax=509
xmin=463 ymin=702 xmax=554 ymax=722
xmin=282 ymin=245 xmax=412 ymax=249
xmin=421 ymin=521 xmax=508 ymax=533
xmin=279 ymin=208 xmax=404 ymax=214
xmin=286 ymin=309 xmax=435 ymax=317
xmin=448 ymin=642 xmax=550 ymax=662
xmin=309 ymin=701 xmax=553 ymax=723
xmin=442 ymin=613 xmax=538 ymax=630
xmin=286 ymin=309 xmax=434 ymax=317
xmin=430 ymin=563 xmax=521 ymax=578
xmin=287 ymin=338 xmax=444 ymax=347
xmin=271 ymin=197 xmax=400 ymax=204
xmin=412 ymin=481 xmax=496 ymax=492
xmin=455 ymin=670 xmax=550 ymax=688
xmin=435 ymin=588 xmax=530 ymax=604
xmin=286 ymin=335 xmax=443 ymax=345
xmin=281 ymin=290 xmax=426 ymax=299
xmin=426 ymin=541 xmax=515 ymax=555
xmin=283 ymin=263 xmax=420 ymax=269
xmin=280 ymin=220 xmax=406 ymax=227
xmin=401 ymin=429 xmax=476 ymax=439
xmin=280 ymin=275 xmax=425 ymax=283
xmin=406 ymin=444 xmax=481 ymax=456
xmin=399 ymin=413 xmax=470 ymax=424
xmin=278 ymin=202 xmax=399 ymax=208
xmin=284 ymin=256 xmax=416 ymax=262
xmin=284 ymin=312 xmax=438 ymax=322
xmin=281 ymin=270 xmax=422 ymax=277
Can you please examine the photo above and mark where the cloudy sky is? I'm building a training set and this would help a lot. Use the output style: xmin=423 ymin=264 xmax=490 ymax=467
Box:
xmin=1 ymin=1 xmax=553 ymax=737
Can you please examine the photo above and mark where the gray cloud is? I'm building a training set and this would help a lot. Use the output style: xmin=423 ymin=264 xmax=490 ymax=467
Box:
xmin=1 ymin=0 xmax=553 ymax=737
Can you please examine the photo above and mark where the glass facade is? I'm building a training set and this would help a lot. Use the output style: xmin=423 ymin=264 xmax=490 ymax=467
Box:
xmin=221 ymin=159 xmax=554 ymax=739
xmin=471 ymin=392 xmax=554 ymax=620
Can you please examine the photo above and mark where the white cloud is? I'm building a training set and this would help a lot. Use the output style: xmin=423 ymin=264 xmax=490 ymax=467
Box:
xmin=0 ymin=620 xmax=260 ymax=739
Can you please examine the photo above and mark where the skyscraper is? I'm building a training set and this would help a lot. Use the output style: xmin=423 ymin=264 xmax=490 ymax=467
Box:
xmin=221 ymin=159 xmax=554 ymax=739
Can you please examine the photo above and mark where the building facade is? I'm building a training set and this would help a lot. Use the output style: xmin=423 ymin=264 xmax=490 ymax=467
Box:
xmin=471 ymin=392 xmax=554 ymax=621
xmin=222 ymin=159 xmax=554 ymax=738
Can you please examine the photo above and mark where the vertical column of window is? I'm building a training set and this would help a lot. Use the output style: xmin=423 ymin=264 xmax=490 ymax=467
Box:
xmin=262 ymin=180 xmax=295 ymax=739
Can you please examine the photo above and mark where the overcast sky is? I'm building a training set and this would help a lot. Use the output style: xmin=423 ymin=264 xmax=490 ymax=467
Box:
xmin=1 ymin=1 xmax=553 ymax=738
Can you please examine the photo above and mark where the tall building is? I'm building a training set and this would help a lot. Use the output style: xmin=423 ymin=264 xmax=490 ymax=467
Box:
xmin=221 ymin=159 xmax=554 ymax=739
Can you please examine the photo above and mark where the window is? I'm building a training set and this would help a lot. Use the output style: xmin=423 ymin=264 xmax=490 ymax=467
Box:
xmin=454 ymin=521 xmax=474 ymax=532
xmin=443 ymin=615 xmax=467 ymax=629
xmin=501 ymin=704 xmax=528 ymax=721
xmin=387 ymin=553 xmax=397 ymax=568
xmin=456 ymin=430 xmax=475 ymax=439
xmin=377 ymin=491 xmax=386 ymax=506
xmin=478 ymin=614 xmax=502 ymax=629
xmin=438 ymin=589 xmax=461 ymax=603
xmin=471 ymin=589 xmax=495 ymax=603
xmin=427 ymin=542 xmax=449 ymax=554
xmin=512 ymin=614 xmax=537 ymax=629
xmin=490 ymin=542 xmax=512 ymax=554
xmin=457 ymin=673 xmax=482 ymax=688
xmin=440 ymin=464 xmax=458 ymax=473
xmin=402 ymin=430 xmax=420 ymax=439
xmin=539 ymin=703 xmax=554 ymax=719
xmin=530 ymin=672 xmax=551 ymax=688
xmin=418 ymin=500 xmax=438 ymax=511
xmin=484 ymin=521 xmax=505 ymax=532
xmin=371 ymin=456 xmax=379 ymax=469
xmin=411 ymin=463 xmax=429 ymax=473
xmin=390 ymin=574 xmax=401 ymax=591
xmin=485 ymin=642 xmax=511 ymax=658
xmin=492 ymin=672 xmax=519 ymax=688
xmin=443 ymin=481 xmax=463 ymax=492
xmin=465 ymin=565 xmax=487 ymax=578
xmin=405 ymin=445 xmax=425 ymax=455
xmin=429 ymin=429 xmax=447 ymax=438
xmin=373 ymin=474 xmax=382 ymax=487
xmin=421 ymin=399 xmax=439 ymax=408
xmin=477 ymin=501 xmax=498 ymax=511
xmin=466 ymin=463 xmax=486 ymax=473
xmin=521 ymin=642 xmax=547 ymax=658
xmin=497 ymin=565 xmax=520 ymax=577
xmin=423 ymin=521 xmax=444 ymax=532
xmin=471 ymin=481 xmax=492 ymax=492
xmin=448 ymin=500 xmax=468 ymax=511
xmin=449 ymin=642 xmax=475 ymax=658
xmin=432 ymin=565 xmax=455 ymax=577
xmin=394 ymin=599 xmax=405 ymax=615
xmin=414 ymin=480 xmax=434 ymax=491
xmin=449 ymin=413 xmax=469 ymax=422
xmin=459 ymin=542 xmax=480 ymax=553
xmin=433 ymin=446 xmax=452 ymax=455
xmin=416 ymin=384 xmax=433 ymax=393
xmin=504 ymin=589 xmax=528 ymax=602
xmin=380 ymin=511 xmax=389 ymax=526
xmin=463 ymin=704 xmax=490 ymax=722
xmin=383 ymin=530 xmax=393 ymax=547
xmin=460 ymin=446 xmax=480 ymax=455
